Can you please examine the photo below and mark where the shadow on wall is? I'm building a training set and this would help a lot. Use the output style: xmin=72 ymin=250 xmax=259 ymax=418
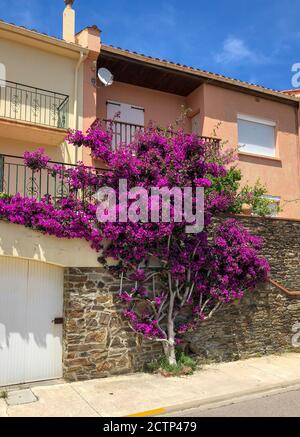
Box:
xmin=0 ymin=311 xmax=61 ymax=350
xmin=0 ymin=137 xmax=65 ymax=162
xmin=0 ymin=221 xmax=99 ymax=268
xmin=238 ymin=153 xmax=283 ymax=168
xmin=0 ymin=256 xmax=63 ymax=350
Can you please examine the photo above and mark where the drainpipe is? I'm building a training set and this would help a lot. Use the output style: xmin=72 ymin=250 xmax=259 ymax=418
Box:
xmin=73 ymin=51 xmax=87 ymax=164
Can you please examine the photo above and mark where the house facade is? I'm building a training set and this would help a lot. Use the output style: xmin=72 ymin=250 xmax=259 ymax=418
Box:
xmin=0 ymin=5 xmax=97 ymax=386
xmin=90 ymin=45 xmax=300 ymax=219
xmin=0 ymin=18 xmax=88 ymax=162
xmin=0 ymin=1 xmax=300 ymax=387
xmin=1 ymin=3 xmax=300 ymax=218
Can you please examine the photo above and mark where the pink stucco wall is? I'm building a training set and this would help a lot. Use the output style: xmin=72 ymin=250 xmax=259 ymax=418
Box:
xmin=97 ymin=81 xmax=187 ymax=128
xmin=82 ymin=80 xmax=187 ymax=167
xmin=82 ymin=56 xmax=98 ymax=167
xmin=82 ymin=52 xmax=300 ymax=219
xmin=185 ymin=85 xmax=204 ymax=133
xmin=198 ymin=84 xmax=300 ymax=219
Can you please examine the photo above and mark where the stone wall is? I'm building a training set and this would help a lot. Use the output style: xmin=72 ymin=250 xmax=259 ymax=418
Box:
xmin=63 ymin=216 xmax=300 ymax=381
xmin=188 ymin=281 xmax=300 ymax=362
xmin=232 ymin=215 xmax=300 ymax=289
xmin=188 ymin=216 xmax=300 ymax=362
xmin=63 ymin=267 xmax=162 ymax=381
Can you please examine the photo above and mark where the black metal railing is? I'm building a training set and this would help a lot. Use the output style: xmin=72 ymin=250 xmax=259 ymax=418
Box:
xmin=0 ymin=81 xmax=69 ymax=129
xmin=102 ymin=119 xmax=144 ymax=149
xmin=0 ymin=155 xmax=106 ymax=204
xmin=100 ymin=119 xmax=221 ymax=149
xmin=157 ymin=127 xmax=221 ymax=148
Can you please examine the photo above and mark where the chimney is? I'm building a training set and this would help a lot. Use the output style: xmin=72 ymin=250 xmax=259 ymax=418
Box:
xmin=63 ymin=0 xmax=75 ymax=43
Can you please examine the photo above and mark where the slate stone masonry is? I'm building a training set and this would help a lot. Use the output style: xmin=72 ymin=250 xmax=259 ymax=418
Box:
xmin=188 ymin=216 xmax=300 ymax=362
xmin=63 ymin=216 xmax=300 ymax=381
xmin=63 ymin=267 xmax=162 ymax=381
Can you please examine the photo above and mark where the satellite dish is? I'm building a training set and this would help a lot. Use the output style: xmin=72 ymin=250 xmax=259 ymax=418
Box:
xmin=97 ymin=68 xmax=114 ymax=87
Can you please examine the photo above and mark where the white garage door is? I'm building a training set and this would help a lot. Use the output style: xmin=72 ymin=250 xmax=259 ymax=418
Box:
xmin=0 ymin=258 xmax=64 ymax=386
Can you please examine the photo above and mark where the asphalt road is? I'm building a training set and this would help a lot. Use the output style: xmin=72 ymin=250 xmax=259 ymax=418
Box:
xmin=169 ymin=388 xmax=300 ymax=417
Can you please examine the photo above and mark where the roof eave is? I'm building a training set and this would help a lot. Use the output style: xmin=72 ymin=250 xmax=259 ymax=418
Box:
xmin=101 ymin=44 xmax=299 ymax=106
xmin=0 ymin=20 xmax=89 ymax=56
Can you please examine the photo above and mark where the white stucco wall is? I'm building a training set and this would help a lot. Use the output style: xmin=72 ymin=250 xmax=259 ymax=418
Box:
xmin=0 ymin=32 xmax=85 ymax=163
xmin=0 ymin=221 xmax=99 ymax=267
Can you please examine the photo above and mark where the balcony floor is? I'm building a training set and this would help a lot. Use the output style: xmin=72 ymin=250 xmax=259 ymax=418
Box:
xmin=0 ymin=117 xmax=68 ymax=147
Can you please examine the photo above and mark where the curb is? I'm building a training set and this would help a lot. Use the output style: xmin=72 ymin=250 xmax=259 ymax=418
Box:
xmin=126 ymin=379 xmax=300 ymax=417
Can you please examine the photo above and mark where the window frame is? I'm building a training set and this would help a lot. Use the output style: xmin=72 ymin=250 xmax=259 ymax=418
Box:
xmin=106 ymin=100 xmax=145 ymax=126
xmin=237 ymin=113 xmax=277 ymax=158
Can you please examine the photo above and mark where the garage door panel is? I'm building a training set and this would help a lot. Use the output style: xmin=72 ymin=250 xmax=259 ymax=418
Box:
xmin=0 ymin=258 xmax=28 ymax=386
xmin=0 ymin=258 xmax=63 ymax=386
xmin=25 ymin=261 xmax=63 ymax=382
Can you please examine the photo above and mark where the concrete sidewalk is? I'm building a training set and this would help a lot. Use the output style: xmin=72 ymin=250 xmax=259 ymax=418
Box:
xmin=1 ymin=352 xmax=300 ymax=417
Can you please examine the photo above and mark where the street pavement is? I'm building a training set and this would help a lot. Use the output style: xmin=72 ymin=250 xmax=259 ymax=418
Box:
xmin=1 ymin=352 xmax=300 ymax=417
xmin=169 ymin=388 xmax=300 ymax=417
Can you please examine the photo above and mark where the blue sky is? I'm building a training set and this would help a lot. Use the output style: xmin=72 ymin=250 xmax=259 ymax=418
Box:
xmin=1 ymin=0 xmax=300 ymax=90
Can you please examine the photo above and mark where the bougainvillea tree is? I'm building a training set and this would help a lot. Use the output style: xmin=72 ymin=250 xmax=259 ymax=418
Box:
xmin=66 ymin=124 xmax=270 ymax=365
xmin=0 ymin=123 xmax=269 ymax=365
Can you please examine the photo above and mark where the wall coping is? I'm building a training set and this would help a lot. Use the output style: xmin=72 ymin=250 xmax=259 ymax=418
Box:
xmin=220 ymin=213 xmax=300 ymax=224
xmin=269 ymin=278 xmax=300 ymax=296
xmin=0 ymin=221 xmax=100 ymax=267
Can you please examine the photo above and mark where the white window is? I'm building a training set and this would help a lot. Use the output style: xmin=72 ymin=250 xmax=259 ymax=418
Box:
xmin=238 ymin=114 xmax=276 ymax=157
xmin=107 ymin=101 xmax=144 ymax=148
xmin=107 ymin=101 xmax=144 ymax=126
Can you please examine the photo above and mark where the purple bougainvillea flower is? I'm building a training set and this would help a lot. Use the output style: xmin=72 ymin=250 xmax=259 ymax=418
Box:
xmin=194 ymin=178 xmax=212 ymax=188
xmin=23 ymin=148 xmax=50 ymax=172
xmin=1 ymin=124 xmax=269 ymax=355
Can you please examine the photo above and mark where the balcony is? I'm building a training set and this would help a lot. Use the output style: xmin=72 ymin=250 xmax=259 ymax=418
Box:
xmin=0 ymin=81 xmax=69 ymax=146
xmin=0 ymin=154 xmax=105 ymax=204
xmin=100 ymin=119 xmax=221 ymax=149
xmin=101 ymin=119 xmax=144 ymax=149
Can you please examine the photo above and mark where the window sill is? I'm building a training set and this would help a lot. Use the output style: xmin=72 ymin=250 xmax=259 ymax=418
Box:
xmin=238 ymin=151 xmax=281 ymax=162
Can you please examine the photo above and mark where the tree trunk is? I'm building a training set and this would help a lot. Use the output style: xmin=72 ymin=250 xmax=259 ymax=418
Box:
xmin=163 ymin=337 xmax=176 ymax=366
xmin=168 ymin=338 xmax=177 ymax=366
xmin=164 ymin=290 xmax=177 ymax=365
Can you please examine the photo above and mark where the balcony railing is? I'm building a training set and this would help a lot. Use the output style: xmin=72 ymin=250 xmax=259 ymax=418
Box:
xmin=100 ymin=119 xmax=221 ymax=149
xmin=197 ymin=136 xmax=221 ymax=148
xmin=0 ymin=81 xmax=69 ymax=129
xmin=0 ymin=155 xmax=106 ymax=204
xmin=102 ymin=119 xmax=144 ymax=149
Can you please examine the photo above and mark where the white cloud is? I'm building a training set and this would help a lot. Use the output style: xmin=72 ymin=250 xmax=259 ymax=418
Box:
xmin=215 ymin=37 xmax=268 ymax=65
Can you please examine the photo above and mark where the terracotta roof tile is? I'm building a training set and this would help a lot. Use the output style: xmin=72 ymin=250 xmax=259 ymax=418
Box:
xmin=0 ymin=19 xmax=85 ymax=50
xmin=102 ymin=43 xmax=297 ymax=101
